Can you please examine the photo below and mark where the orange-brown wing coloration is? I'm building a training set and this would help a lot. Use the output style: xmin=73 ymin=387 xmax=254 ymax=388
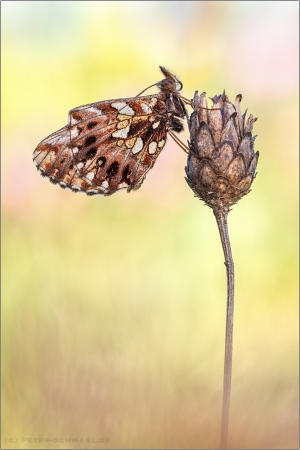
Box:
xmin=33 ymin=67 xmax=187 ymax=196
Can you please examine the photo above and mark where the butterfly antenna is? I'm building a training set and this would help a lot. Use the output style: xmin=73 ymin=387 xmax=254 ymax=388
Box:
xmin=135 ymin=83 xmax=159 ymax=97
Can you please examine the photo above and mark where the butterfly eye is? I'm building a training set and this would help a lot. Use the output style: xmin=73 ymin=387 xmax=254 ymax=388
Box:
xmin=159 ymin=77 xmax=177 ymax=92
xmin=176 ymin=80 xmax=183 ymax=91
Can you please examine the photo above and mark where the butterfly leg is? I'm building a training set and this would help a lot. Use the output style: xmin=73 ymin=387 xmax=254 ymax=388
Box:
xmin=168 ymin=130 xmax=201 ymax=160
xmin=168 ymin=130 xmax=190 ymax=154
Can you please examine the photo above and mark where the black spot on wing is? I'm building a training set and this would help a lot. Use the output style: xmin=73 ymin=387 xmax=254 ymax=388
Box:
xmin=84 ymin=135 xmax=97 ymax=147
xmin=87 ymin=121 xmax=98 ymax=130
xmin=97 ymin=156 xmax=106 ymax=167
xmin=86 ymin=147 xmax=97 ymax=159
xmin=122 ymin=165 xmax=132 ymax=184
xmin=107 ymin=161 xmax=119 ymax=177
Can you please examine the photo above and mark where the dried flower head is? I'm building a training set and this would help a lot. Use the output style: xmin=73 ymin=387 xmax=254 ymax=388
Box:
xmin=185 ymin=92 xmax=259 ymax=213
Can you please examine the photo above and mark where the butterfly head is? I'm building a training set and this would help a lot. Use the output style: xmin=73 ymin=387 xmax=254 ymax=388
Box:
xmin=158 ymin=66 xmax=183 ymax=93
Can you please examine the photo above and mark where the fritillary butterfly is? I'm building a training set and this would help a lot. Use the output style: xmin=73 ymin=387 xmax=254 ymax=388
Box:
xmin=33 ymin=66 xmax=188 ymax=196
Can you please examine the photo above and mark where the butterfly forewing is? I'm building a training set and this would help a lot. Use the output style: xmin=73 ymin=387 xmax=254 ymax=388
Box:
xmin=33 ymin=67 xmax=186 ymax=196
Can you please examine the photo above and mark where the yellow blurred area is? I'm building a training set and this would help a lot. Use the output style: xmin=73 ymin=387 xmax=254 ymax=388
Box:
xmin=2 ymin=2 xmax=298 ymax=449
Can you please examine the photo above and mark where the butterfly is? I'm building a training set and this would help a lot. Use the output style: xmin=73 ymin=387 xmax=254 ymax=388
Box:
xmin=33 ymin=66 xmax=189 ymax=196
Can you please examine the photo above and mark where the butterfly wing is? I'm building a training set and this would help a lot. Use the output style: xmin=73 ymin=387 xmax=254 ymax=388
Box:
xmin=33 ymin=94 xmax=169 ymax=196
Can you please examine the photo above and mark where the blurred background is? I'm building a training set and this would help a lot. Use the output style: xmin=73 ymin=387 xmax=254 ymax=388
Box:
xmin=2 ymin=2 xmax=298 ymax=449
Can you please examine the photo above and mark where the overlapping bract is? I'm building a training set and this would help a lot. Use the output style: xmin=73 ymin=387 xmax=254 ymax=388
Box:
xmin=186 ymin=92 xmax=259 ymax=211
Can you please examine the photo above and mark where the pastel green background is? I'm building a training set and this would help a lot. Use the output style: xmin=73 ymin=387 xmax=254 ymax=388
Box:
xmin=2 ymin=1 xmax=298 ymax=449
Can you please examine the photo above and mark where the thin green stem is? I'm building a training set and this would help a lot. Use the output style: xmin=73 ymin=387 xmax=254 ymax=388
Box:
xmin=213 ymin=209 xmax=235 ymax=449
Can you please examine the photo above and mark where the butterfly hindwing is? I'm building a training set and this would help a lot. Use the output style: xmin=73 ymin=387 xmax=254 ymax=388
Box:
xmin=33 ymin=67 xmax=186 ymax=196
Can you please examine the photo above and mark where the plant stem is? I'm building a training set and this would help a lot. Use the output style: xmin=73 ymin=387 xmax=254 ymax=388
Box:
xmin=213 ymin=208 xmax=235 ymax=449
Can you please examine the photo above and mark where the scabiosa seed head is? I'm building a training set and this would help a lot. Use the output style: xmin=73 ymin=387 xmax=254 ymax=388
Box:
xmin=185 ymin=91 xmax=259 ymax=214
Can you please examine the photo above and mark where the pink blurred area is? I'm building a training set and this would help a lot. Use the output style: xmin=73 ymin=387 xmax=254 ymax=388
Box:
xmin=226 ymin=3 xmax=299 ymax=97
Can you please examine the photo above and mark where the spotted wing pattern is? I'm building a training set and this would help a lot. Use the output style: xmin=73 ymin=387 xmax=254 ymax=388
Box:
xmin=33 ymin=67 xmax=186 ymax=196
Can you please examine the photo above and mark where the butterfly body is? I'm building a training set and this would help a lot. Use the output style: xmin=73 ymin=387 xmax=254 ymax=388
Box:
xmin=33 ymin=67 xmax=187 ymax=196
